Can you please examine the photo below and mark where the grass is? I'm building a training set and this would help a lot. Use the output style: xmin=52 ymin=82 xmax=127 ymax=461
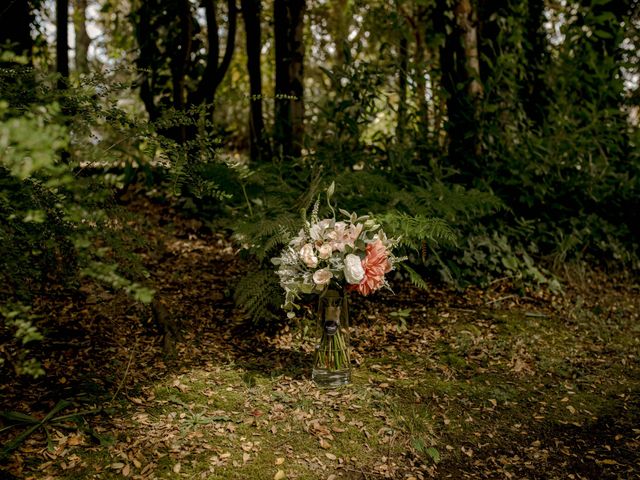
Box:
xmin=3 ymin=275 xmax=639 ymax=479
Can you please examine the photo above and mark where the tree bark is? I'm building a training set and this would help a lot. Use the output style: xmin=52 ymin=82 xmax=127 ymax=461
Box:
xmin=73 ymin=0 xmax=90 ymax=74
xmin=56 ymin=0 xmax=70 ymax=86
xmin=274 ymin=0 xmax=305 ymax=158
xmin=331 ymin=0 xmax=349 ymax=65
xmin=135 ymin=0 xmax=160 ymax=121
xmin=436 ymin=0 xmax=481 ymax=179
xmin=455 ymin=0 xmax=482 ymax=99
xmin=0 ymin=0 xmax=33 ymax=59
xmin=190 ymin=0 xmax=237 ymax=107
xmin=396 ymin=32 xmax=408 ymax=144
xmin=241 ymin=0 xmax=268 ymax=161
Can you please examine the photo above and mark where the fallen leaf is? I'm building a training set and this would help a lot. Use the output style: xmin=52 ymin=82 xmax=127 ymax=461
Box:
xmin=275 ymin=457 xmax=285 ymax=465
xmin=461 ymin=446 xmax=473 ymax=457
xmin=173 ymin=463 xmax=181 ymax=473
xmin=67 ymin=435 xmax=83 ymax=446
xmin=274 ymin=469 xmax=286 ymax=480
xmin=325 ymin=453 xmax=337 ymax=461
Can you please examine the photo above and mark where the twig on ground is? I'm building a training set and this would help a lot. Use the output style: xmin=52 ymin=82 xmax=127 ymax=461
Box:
xmin=110 ymin=341 xmax=137 ymax=404
xmin=485 ymin=294 xmax=516 ymax=305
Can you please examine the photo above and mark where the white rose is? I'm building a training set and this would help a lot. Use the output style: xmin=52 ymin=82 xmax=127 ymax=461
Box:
xmin=313 ymin=268 xmax=333 ymax=285
xmin=317 ymin=243 xmax=333 ymax=259
xmin=344 ymin=253 xmax=365 ymax=284
xmin=299 ymin=243 xmax=318 ymax=268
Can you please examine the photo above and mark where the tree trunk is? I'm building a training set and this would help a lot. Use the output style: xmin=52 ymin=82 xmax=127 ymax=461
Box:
xmin=396 ymin=33 xmax=408 ymax=145
xmin=190 ymin=0 xmax=237 ymax=108
xmin=73 ymin=0 xmax=90 ymax=74
xmin=135 ymin=0 xmax=160 ymax=121
xmin=0 ymin=0 xmax=33 ymax=59
xmin=56 ymin=0 xmax=70 ymax=87
xmin=274 ymin=0 xmax=305 ymax=159
xmin=455 ymin=0 xmax=482 ymax=99
xmin=241 ymin=0 xmax=268 ymax=162
xmin=331 ymin=0 xmax=349 ymax=65
xmin=437 ymin=0 xmax=481 ymax=180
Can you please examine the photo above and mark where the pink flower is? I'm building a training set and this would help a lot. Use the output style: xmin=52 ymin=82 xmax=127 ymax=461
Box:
xmin=349 ymin=240 xmax=392 ymax=296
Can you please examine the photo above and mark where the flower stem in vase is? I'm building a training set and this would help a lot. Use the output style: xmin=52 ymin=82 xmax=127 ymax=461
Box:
xmin=312 ymin=289 xmax=351 ymax=387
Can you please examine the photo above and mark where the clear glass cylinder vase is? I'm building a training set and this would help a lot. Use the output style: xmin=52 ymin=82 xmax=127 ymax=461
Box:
xmin=312 ymin=288 xmax=351 ymax=387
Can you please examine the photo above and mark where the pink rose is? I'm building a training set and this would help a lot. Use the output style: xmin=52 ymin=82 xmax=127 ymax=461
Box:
xmin=317 ymin=243 xmax=333 ymax=259
xmin=313 ymin=268 xmax=333 ymax=285
xmin=299 ymin=243 xmax=318 ymax=268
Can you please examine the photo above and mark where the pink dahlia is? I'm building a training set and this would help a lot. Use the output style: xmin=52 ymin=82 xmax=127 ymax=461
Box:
xmin=350 ymin=240 xmax=392 ymax=296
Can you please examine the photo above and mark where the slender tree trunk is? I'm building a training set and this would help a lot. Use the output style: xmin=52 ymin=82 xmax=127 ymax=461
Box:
xmin=56 ymin=0 xmax=70 ymax=87
xmin=274 ymin=0 xmax=305 ymax=158
xmin=437 ymin=0 xmax=481 ymax=179
xmin=168 ymin=0 xmax=193 ymax=143
xmin=135 ymin=0 xmax=160 ymax=121
xmin=331 ymin=0 xmax=349 ymax=65
xmin=190 ymin=0 xmax=237 ymax=107
xmin=455 ymin=0 xmax=482 ymax=99
xmin=73 ymin=0 xmax=90 ymax=74
xmin=241 ymin=0 xmax=268 ymax=161
xmin=0 ymin=0 xmax=34 ymax=105
xmin=0 ymin=0 xmax=33 ymax=59
xmin=396 ymin=33 xmax=408 ymax=144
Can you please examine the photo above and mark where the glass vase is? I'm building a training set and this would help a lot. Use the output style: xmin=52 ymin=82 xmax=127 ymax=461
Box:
xmin=312 ymin=288 xmax=351 ymax=387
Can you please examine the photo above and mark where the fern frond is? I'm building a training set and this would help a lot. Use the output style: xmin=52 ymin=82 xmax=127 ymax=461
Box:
xmin=234 ymin=268 xmax=282 ymax=323
xmin=233 ymin=214 xmax=300 ymax=261
xmin=380 ymin=212 xmax=457 ymax=251
xmin=400 ymin=263 xmax=429 ymax=289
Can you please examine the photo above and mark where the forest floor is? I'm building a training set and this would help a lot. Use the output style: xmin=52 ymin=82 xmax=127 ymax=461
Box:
xmin=1 ymin=193 xmax=639 ymax=480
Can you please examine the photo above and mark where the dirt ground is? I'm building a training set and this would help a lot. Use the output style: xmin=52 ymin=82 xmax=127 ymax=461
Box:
xmin=1 ymin=195 xmax=639 ymax=479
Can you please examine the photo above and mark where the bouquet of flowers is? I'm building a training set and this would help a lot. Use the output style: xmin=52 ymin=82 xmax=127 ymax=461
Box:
xmin=272 ymin=184 xmax=404 ymax=380
xmin=271 ymin=189 xmax=404 ymax=313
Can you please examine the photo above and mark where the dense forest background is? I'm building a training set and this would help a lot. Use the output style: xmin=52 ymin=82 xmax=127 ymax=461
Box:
xmin=1 ymin=1 xmax=640 ymax=478
xmin=1 ymin=0 xmax=639 ymax=374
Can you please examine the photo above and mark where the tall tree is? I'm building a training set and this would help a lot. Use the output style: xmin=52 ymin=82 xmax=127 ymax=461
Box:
xmin=0 ymin=0 xmax=33 ymax=58
xmin=521 ymin=0 xmax=547 ymax=125
xmin=396 ymin=18 xmax=409 ymax=145
xmin=0 ymin=0 xmax=35 ymax=106
xmin=437 ymin=0 xmax=482 ymax=180
xmin=241 ymin=0 xmax=268 ymax=162
xmin=56 ymin=0 xmax=70 ymax=84
xmin=73 ymin=0 xmax=90 ymax=74
xmin=189 ymin=0 xmax=237 ymax=108
xmin=274 ymin=0 xmax=305 ymax=158
xmin=133 ymin=0 xmax=237 ymax=143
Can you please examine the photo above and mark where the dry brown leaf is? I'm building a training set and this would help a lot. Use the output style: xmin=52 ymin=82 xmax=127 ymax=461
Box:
xmin=67 ymin=435 xmax=83 ymax=446
xmin=274 ymin=469 xmax=286 ymax=480
xmin=275 ymin=457 xmax=285 ymax=465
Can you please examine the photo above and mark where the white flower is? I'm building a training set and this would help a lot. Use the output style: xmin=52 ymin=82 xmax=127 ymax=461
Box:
xmin=344 ymin=253 xmax=365 ymax=284
xmin=289 ymin=228 xmax=307 ymax=249
xmin=299 ymin=243 xmax=318 ymax=268
xmin=313 ymin=268 xmax=333 ymax=285
xmin=310 ymin=219 xmax=333 ymax=242
xmin=317 ymin=243 xmax=333 ymax=259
